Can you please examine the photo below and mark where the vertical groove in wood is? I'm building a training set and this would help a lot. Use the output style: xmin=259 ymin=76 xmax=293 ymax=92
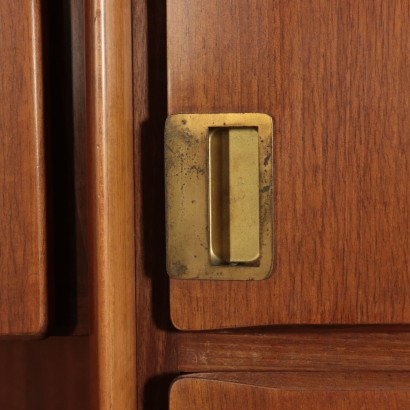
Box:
xmin=85 ymin=0 xmax=136 ymax=407
xmin=133 ymin=0 xmax=179 ymax=408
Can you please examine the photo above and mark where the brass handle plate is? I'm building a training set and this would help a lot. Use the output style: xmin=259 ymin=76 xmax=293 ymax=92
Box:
xmin=165 ymin=113 xmax=273 ymax=280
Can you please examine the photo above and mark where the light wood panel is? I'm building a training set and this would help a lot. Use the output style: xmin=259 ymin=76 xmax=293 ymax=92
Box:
xmin=0 ymin=0 xmax=47 ymax=335
xmin=170 ymin=372 xmax=410 ymax=410
xmin=167 ymin=0 xmax=410 ymax=329
xmin=85 ymin=0 xmax=136 ymax=407
xmin=177 ymin=327 xmax=410 ymax=372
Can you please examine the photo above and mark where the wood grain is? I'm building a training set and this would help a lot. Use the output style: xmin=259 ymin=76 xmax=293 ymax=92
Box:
xmin=0 ymin=337 xmax=89 ymax=410
xmin=0 ymin=0 xmax=47 ymax=335
xmin=170 ymin=372 xmax=410 ymax=410
xmin=177 ymin=327 xmax=410 ymax=372
xmin=167 ymin=0 xmax=410 ymax=329
xmin=85 ymin=0 xmax=136 ymax=407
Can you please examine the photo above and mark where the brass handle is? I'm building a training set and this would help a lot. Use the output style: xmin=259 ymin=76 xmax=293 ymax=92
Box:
xmin=165 ymin=113 xmax=273 ymax=280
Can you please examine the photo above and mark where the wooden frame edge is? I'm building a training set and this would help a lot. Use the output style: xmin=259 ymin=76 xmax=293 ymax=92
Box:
xmin=85 ymin=0 xmax=136 ymax=408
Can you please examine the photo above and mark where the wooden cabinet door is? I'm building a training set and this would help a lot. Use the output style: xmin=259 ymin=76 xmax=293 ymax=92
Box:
xmin=167 ymin=0 xmax=410 ymax=330
xmin=0 ymin=0 xmax=47 ymax=336
xmin=170 ymin=373 xmax=410 ymax=410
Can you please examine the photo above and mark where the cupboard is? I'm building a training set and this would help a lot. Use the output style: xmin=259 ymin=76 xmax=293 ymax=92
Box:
xmin=1 ymin=0 xmax=410 ymax=408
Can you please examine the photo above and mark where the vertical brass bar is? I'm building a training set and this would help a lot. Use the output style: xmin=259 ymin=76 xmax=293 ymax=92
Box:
xmin=228 ymin=128 xmax=260 ymax=263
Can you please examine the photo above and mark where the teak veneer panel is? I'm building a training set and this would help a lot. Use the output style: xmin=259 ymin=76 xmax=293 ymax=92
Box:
xmin=170 ymin=372 xmax=410 ymax=410
xmin=167 ymin=0 xmax=410 ymax=329
xmin=0 ymin=0 xmax=47 ymax=335
xmin=0 ymin=337 xmax=89 ymax=409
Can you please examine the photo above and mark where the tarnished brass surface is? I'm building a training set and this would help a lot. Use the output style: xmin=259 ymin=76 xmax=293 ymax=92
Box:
xmin=165 ymin=113 xmax=273 ymax=280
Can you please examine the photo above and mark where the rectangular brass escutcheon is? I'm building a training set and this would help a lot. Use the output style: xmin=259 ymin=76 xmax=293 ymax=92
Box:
xmin=165 ymin=113 xmax=273 ymax=280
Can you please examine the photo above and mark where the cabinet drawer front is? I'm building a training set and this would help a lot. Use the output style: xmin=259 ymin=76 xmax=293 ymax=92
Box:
xmin=170 ymin=373 xmax=410 ymax=410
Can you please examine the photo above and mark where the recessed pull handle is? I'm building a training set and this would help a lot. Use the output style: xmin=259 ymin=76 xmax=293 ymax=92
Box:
xmin=209 ymin=127 xmax=260 ymax=265
xmin=165 ymin=113 xmax=273 ymax=280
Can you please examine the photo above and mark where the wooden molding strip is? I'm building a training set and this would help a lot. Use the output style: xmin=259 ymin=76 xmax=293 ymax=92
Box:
xmin=177 ymin=327 xmax=410 ymax=372
xmin=85 ymin=0 xmax=136 ymax=408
